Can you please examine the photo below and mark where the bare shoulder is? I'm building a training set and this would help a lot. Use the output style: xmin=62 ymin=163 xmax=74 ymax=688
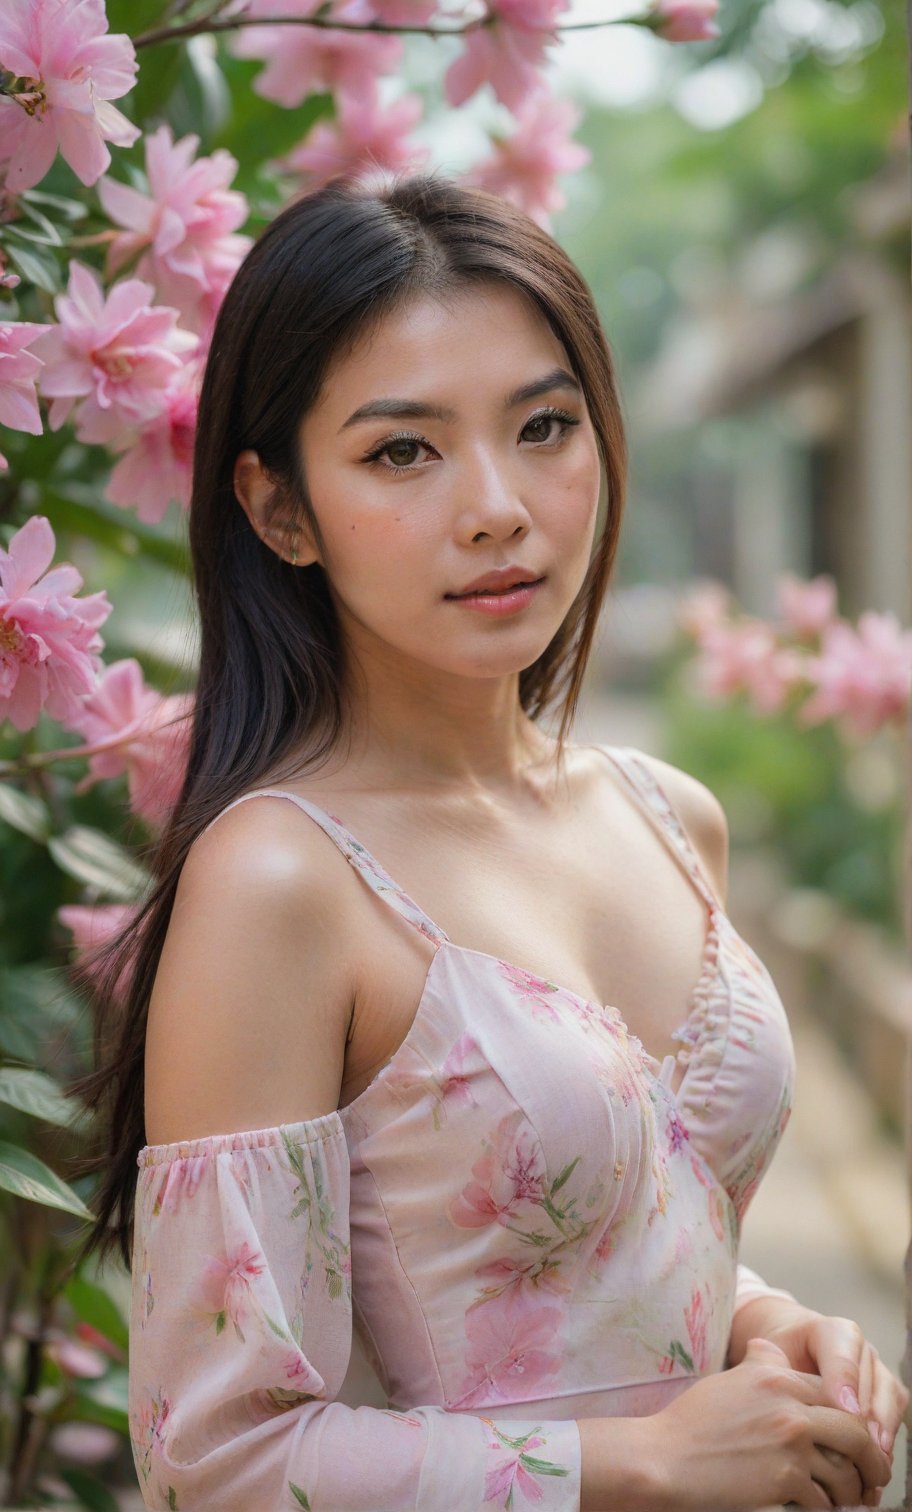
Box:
xmin=144 ymin=794 xmax=361 ymax=1146
xmin=633 ymin=750 xmax=729 ymax=905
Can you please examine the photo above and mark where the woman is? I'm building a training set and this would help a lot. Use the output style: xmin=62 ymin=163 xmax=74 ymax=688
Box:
xmin=69 ymin=170 xmax=905 ymax=1511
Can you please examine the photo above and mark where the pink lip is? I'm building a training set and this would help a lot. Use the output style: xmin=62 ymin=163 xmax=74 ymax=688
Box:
xmin=446 ymin=565 xmax=542 ymax=598
xmin=445 ymin=579 xmax=544 ymax=617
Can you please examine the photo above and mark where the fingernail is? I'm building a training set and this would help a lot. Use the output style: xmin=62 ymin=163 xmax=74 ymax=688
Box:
xmin=879 ymin=1426 xmax=893 ymax=1454
xmin=840 ymin=1385 xmax=862 ymax=1413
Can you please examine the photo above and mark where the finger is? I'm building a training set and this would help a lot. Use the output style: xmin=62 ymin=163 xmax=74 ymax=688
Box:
xmin=857 ymin=1342 xmax=880 ymax=1446
xmin=810 ymin=1443 xmax=863 ymax=1509
xmin=806 ymin=1315 xmax=866 ymax=1418
xmin=869 ymin=1357 xmax=910 ymax=1456
xmin=808 ymin=1405 xmax=892 ymax=1492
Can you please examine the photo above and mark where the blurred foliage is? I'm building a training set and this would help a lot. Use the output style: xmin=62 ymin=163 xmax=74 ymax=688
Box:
xmin=658 ymin=646 xmax=906 ymax=941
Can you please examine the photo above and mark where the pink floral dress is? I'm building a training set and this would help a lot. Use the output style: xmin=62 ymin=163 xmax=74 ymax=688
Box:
xmin=129 ymin=745 xmax=798 ymax=1511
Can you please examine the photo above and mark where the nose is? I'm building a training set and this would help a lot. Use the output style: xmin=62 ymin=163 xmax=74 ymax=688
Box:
xmin=457 ymin=449 xmax=533 ymax=546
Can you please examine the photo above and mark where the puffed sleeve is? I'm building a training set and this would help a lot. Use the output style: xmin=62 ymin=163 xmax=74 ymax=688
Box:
xmin=129 ymin=1112 xmax=583 ymax=1512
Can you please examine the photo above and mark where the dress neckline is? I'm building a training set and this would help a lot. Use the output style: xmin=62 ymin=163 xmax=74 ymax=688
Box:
xmin=212 ymin=744 xmax=729 ymax=1115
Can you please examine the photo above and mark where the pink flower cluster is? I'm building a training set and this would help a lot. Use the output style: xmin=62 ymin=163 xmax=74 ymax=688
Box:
xmin=31 ymin=259 xmax=200 ymax=522
xmin=68 ymin=656 xmax=195 ymax=824
xmin=0 ymin=321 xmax=53 ymax=469
xmin=98 ymin=124 xmax=253 ymax=342
xmin=0 ymin=0 xmax=139 ymax=192
xmin=678 ymin=573 xmax=912 ymax=740
xmin=0 ymin=514 xmax=110 ymax=731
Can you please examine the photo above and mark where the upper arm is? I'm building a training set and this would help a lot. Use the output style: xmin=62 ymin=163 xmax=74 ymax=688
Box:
xmin=637 ymin=753 xmax=729 ymax=906
xmin=144 ymin=800 xmax=359 ymax=1146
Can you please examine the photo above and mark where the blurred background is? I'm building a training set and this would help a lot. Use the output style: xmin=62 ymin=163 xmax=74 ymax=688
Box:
xmin=556 ymin=0 xmax=910 ymax=1495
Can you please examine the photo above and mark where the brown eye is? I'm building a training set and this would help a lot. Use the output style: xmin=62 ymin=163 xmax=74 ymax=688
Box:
xmin=386 ymin=438 xmax=421 ymax=467
xmin=523 ymin=414 xmax=556 ymax=443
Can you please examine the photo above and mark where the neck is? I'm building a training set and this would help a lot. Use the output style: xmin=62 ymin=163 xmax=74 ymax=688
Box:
xmin=336 ymin=640 xmax=560 ymax=795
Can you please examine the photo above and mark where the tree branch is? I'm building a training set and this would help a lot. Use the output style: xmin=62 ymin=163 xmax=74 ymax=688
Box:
xmin=134 ymin=6 xmax=645 ymax=48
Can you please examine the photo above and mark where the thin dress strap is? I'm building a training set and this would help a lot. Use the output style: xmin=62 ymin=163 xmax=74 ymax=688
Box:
xmin=198 ymin=790 xmax=448 ymax=946
xmin=595 ymin=746 xmax=722 ymax=913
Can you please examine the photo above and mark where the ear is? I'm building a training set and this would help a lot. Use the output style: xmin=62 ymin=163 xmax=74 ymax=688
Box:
xmin=233 ymin=449 xmax=320 ymax=568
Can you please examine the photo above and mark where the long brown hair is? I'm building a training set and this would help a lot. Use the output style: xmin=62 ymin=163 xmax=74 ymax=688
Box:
xmin=64 ymin=168 xmax=628 ymax=1275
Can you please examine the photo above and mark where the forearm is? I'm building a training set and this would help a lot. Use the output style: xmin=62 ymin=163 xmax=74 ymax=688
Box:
xmin=726 ymin=1292 xmax=808 ymax=1369
xmin=579 ymin=1415 xmax=669 ymax=1512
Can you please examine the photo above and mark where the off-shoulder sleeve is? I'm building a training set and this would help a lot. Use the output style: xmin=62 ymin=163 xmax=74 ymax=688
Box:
xmin=733 ymin=1262 xmax=799 ymax=1315
xmin=129 ymin=1113 xmax=582 ymax=1512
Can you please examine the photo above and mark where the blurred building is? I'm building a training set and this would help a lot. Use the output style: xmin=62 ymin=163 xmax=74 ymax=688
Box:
xmin=632 ymin=142 xmax=911 ymax=626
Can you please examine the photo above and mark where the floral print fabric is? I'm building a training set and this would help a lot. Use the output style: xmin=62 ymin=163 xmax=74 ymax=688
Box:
xmin=128 ymin=746 xmax=798 ymax=1510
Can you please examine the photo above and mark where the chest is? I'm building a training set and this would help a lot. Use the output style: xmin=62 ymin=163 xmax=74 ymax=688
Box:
xmin=338 ymin=782 xmax=716 ymax=1109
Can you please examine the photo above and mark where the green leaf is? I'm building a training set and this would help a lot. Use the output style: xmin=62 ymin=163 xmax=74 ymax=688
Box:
xmin=58 ymin=1467 xmax=122 ymax=1512
xmin=0 ymin=1139 xmax=94 ymax=1219
xmin=44 ymin=488 xmax=191 ymax=576
xmin=0 ymin=782 xmax=52 ymax=842
xmin=69 ymin=1367 xmax=130 ymax=1435
xmin=289 ymin=1485 xmax=312 ymax=1509
xmin=2 ymin=237 xmax=60 ymax=292
xmin=63 ymin=1271 xmax=129 ymax=1355
xmin=20 ymin=187 xmax=88 ymax=222
xmin=518 ymin=1454 xmax=570 ymax=1476
xmin=168 ymin=34 xmax=232 ymax=140
xmin=0 ymin=1066 xmax=87 ymax=1129
xmin=550 ymin=1156 xmax=580 ymax=1194
xmin=0 ymin=965 xmax=81 ymax=1061
xmin=47 ymin=825 xmax=151 ymax=901
xmin=5 ymin=217 xmax=61 ymax=249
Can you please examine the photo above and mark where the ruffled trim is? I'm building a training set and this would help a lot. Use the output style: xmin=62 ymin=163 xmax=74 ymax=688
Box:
xmin=664 ymin=903 xmax=725 ymax=1075
xmin=137 ymin=1111 xmax=346 ymax=1167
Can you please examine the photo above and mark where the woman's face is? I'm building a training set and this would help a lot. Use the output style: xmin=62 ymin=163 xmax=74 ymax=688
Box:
xmin=295 ymin=281 xmax=603 ymax=683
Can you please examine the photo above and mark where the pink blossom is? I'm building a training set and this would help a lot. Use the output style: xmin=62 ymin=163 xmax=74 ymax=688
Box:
xmin=485 ymin=1434 xmax=547 ymax=1504
xmin=444 ymin=0 xmax=569 ymax=112
xmin=282 ymin=90 xmax=428 ymax=190
xmin=474 ymin=1252 xmax=569 ymax=1301
xmin=684 ymin=1284 xmax=710 ymax=1371
xmin=497 ymin=961 xmax=563 ymax=1022
xmin=104 ymin=355 xmax=201 ymax=523
xmin=798 ymin=611 xmax=912 ymax=738
xmin=457 ymin=1286 xmax=563 ymax=1406
xmin=0 ymin=320 xmax=53 ymax=468
xmin=0 ymin=513 xmax=110 ymax=731
xmin=66 ymin=658 xmax=194 ymax=823
xmin=97 ymin=125 xmax=252 ymax=336
xmin=231 ymin=0 xmax=403 ymax=110
xmin=691 ymin=617 xmax=806 ymax=714
xmin=677 ymin=578 xmax=732 ymax=640
xmin=57 ymin=901 xmax=139 ymax=1009
xmin=34 ymin=261 xmax=197 ymax=446
xmin=437 ymin=1030 xmax=479 ymax=1110
xmin=196 ymin=1241 xmax=267 ymax=1334
xmin=355 ymin=0 xmax=436 ymax=24
xmin=448 ymin=1111 xmax=547 ymax=1228
xmin=57 ymin=901 xmax=135 ymax=953
xmin=648 ymin=0 xmax=719 ymax=41
xmin=51 ymin=1422 xmax=120 ymax=1464
xmin=776 ymin=572 xmax=838 ymax=638
xmin=47 ymin=1333 xmax=109 ymax=1379
xmin=0 ymin=0 xmax=139 ymax=193
xmin=462 ymin=89 xmax=590 ymax=229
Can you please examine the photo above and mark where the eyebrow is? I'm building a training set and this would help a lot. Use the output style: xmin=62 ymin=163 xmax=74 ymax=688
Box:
xmin=337 ymin=367 xmax=583 ymax=432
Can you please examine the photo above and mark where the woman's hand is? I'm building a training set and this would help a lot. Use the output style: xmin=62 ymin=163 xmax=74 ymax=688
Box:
xmin=731 ymin=1296 xmax=909 ymax=1464
xmin=643 ymin=1336 xmax=894 ymax=1511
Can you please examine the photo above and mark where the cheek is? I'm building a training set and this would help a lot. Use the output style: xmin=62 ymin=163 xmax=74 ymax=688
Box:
xmin=549 ymin=455 xmax=601 ymax=549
